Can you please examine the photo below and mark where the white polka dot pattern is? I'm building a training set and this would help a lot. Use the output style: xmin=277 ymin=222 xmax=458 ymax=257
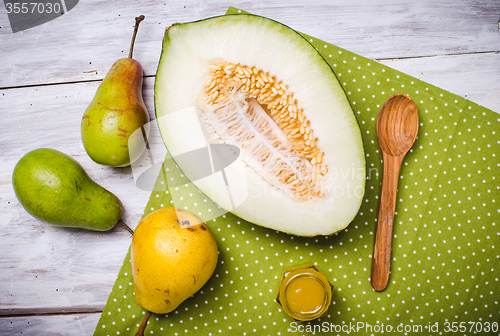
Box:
xmin=95 ymin=9 xmax=499 ymax=336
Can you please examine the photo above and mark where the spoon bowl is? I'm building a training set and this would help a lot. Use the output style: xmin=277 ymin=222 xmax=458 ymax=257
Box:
xmin=376 ymin=94 xmax=419 ymax=157
xmin=371 ymin=94 xmax=419 ymax=292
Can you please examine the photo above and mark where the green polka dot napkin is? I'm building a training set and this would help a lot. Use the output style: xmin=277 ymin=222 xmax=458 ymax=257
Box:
xmin=94 ymin=7 xmax=499 ymax=336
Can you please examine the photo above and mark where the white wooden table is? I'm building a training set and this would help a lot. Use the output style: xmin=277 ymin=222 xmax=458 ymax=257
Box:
xmin=0 ymin=0 xmax=498 ymax=334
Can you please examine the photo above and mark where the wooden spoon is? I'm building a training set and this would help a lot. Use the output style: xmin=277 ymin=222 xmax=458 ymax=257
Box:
xmin=371 ymin=94 xmax=419 ymax=292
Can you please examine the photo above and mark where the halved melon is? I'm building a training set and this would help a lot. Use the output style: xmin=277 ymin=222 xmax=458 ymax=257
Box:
xmin=155 ymin=14 xmax=365 ymax=236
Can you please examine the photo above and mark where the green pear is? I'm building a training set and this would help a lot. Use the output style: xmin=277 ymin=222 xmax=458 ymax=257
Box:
xmin=12 ymin=148 xmax=123 ymax=231
xmin=81 ymin=15 xmax=149 ymax=167
xmin=131 ymin=207 xmax=218 ymax=315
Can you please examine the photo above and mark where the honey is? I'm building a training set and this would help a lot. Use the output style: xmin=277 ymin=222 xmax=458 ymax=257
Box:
xmin=286 ymin=275 xmax=326 ymax=314
xmin=276 ymin=264 xmax=334 ymax=321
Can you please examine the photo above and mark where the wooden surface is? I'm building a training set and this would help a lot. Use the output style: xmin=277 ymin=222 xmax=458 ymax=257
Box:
xmin=0 ymin=0 xmax=499 ymax=334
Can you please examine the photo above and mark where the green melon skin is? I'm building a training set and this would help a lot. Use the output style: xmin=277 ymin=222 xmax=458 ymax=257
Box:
xmin=154 ymin=14 xmax=365 ymax=236
xmin=12 ymin=148 xmax=123 ymax=231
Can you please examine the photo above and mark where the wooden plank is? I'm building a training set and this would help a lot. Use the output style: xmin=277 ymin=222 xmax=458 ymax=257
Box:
xmin=0 ymin=2 xmax=10 ymax=34
xmin=378 ymin=52 xmax=500 ymax=113
xmin=0 ymin=0 xmax=499 ymax=88
xmin=1 ymin=51 xmax=498 ymax=317
xmin=0 ymin=313 xmax=101 ymax=336
xmin=0 ymin=77 xmax=164 ymax=312
xmin=0 ymin=306 xmax=102 ymax=317
xmin=258 ymin=0 xmax=500 ymax=58
xmin=0 ymin=0 xmax=499 ymax=334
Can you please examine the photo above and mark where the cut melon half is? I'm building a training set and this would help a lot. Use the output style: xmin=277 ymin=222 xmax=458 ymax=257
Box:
xmin=155 ymin=14 xmax=365 ymax=236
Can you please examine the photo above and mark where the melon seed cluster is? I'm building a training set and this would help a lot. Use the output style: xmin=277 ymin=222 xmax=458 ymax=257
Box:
xmin=201 ymin=61 xmax=329 ymax=201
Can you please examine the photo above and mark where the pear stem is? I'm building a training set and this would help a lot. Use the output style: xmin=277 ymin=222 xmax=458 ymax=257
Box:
xmin=119 ymin=219 xmax=134 ymax=235
xmin=129 ymin=15 xmax=145 ymax=59
xmin=135 ymin=311 xmax=152 ymax=336
xmin=120 ymin=219 xmax=147 ymax=335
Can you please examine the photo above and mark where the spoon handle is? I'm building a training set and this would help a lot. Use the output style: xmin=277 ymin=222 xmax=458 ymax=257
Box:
xmin=371 ymin=153 xmax=403 ymax=291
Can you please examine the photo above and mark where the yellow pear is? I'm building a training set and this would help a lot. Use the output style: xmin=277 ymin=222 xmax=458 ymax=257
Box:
xmin=131 ymin=207 xmax=218 ymax=314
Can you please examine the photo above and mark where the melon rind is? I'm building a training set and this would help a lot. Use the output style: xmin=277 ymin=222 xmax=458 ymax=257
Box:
xmin=155 ymin=14 xmax=365 ymax=236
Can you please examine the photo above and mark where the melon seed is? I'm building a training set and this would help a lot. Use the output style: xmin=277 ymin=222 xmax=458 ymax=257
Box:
xmin=200 ymin=61 xmax=329 ymax=201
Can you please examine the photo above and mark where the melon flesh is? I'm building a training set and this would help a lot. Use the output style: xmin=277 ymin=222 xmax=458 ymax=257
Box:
xmin=155 ymin=14 xmax=365 ymax=236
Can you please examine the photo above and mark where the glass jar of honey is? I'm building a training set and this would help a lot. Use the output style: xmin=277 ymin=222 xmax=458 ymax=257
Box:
xmin=276 ymin=263 xmax=334 ymax=321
